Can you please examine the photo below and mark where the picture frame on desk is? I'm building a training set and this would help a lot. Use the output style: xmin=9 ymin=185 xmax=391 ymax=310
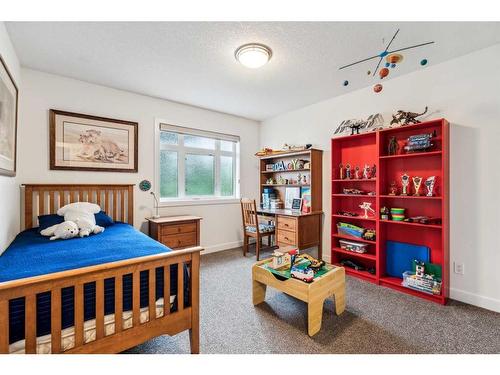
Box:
xmin=291 ymin=198 xmax=303 ymax=211
xmin=301 ymin=186 xmax=311 ymax=213
xmin=285 ymin=186 xmax=300 ymax=209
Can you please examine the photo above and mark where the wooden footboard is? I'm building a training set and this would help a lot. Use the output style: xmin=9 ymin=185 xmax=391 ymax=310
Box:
xmin=0 ymin=246 xmax=201 ymax=354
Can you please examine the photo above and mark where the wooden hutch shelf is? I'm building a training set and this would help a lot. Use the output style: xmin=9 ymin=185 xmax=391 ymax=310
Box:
xmin=331 ymin=119 xmax=449 ymax=305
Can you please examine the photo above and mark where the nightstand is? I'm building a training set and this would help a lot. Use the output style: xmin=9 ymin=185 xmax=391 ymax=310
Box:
xmin=148 ymin=216 xmax=202 ymax=250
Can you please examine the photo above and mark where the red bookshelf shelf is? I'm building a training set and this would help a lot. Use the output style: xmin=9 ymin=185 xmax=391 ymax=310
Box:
xmin=331 ymin=119 xmax=449 ymax=305
xmin=332 ymin=247 xmax=376 ymax=261
xmin=379 ymin=150 xmax=442 ymax=159
xmin=379 ymin=220 xmax=442 ymax=229
xmin=332 ymin=233 xmax=376 ymax=245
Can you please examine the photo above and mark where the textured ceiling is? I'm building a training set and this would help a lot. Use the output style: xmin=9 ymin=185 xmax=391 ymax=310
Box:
xmin=6 ymin=22 xmax=500 ymax=120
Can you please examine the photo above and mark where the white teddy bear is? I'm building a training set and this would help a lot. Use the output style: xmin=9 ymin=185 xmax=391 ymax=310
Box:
xmin=41 ymin=221 xmax=80 ymax=241
xmin=57 ymin=202 xmax=105 ymax=237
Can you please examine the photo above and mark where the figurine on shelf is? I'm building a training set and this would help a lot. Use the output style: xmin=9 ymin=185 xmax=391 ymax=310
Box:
xmin=362 ymin=164 xmax=371 ymax=179
xmin=425 ymin=176 xmax=436 ymax=197
xmin=380 ymin=206 xmax=390 ymax=220
xmin=339 ymin=163 xmax=344 ymax=180
xmin=359 ymin=202 xmax=375 ymax=218
xmin=302 ymin=174 xmax=308 ymax=184
xmin=388 ymin=136 xmax=399 ymax=155
xmin=297 ymin=173 xmax=302 ymax=184
xmin=401 ymin=174 xmax=410 ymax=196
xmin=345 ymin=164 xmax=352 ymax=179
xmin=389 ymin=181 xmax=398 ymax=195
xmin=372 ymin=164 xmax=377 ymax=179
xmin=349 ymin=122 xmax=362 ymax=135
xmin=390 ymin=107 xmax=428 ymax=126
xmin=266 ymin=177 xmax=274 ymax=185
xmin=414 ymin=260 xmax=426 ymax=278
xmin=412 ymin=176 xmax=423 ymax=196
xmin=354 ymin=166 xmax=360 ymax=179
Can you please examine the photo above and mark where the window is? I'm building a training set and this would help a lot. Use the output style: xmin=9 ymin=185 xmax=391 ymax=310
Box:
xmin=157 ymin=123 xmax=240 ymax=203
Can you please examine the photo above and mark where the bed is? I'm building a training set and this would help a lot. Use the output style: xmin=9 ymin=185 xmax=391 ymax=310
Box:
xmin=0 ymin=184 xmax=201 ymax=354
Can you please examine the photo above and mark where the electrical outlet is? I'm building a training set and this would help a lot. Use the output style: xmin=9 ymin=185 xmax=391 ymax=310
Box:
xmin=454 ymin=262 xmax=464 ymax=275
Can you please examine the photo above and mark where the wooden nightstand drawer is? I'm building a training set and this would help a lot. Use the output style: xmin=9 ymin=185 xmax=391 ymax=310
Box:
xmin=277 ymin=230 xmax=296 ymax=245
xmin=148 ymin=216 xmax=202 ymax=251
xmin=161 ymin=223 xmax=197 ymax=236
xmin=162 ymin=233 xmax=197 ymax=249
xmin=277 ymin=216 xmax=297 ymax=232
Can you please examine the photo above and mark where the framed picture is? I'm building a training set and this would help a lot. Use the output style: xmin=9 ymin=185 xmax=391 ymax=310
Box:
xmin=0 ymin=55 xmax=19 ymax=177
xmin=50 ymin=109 xmax=138 ymax=172
xmin=291 ymin=198 xmax=302 ymax=211
xmin=284 ymin=186 xmax=300 ymax=209
xmin=301 ymin=186 xmax=311 ymax=213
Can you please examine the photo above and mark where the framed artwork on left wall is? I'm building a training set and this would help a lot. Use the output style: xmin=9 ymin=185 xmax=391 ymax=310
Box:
xmin=49 ymin=109 xmax=138 ymax=172
xmin=0 ymin=54 xmax=19 ymax=177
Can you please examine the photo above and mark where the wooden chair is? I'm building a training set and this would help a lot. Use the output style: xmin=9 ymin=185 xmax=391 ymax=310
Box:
xmin=240 ymin=198 xmax=275 ymax=261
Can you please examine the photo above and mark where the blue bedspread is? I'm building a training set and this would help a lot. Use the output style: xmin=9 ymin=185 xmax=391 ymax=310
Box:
xmin=0 ymin=224 xmax=189 ymax=344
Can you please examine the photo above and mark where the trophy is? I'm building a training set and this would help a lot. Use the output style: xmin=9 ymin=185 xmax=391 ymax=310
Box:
xmin=388 ymin=181 xmax=397 ymax=195
xmin=345 ymin=164 xmax=351 ymax=179
xmin=401 ymin=174 xmax=410 ymax=195
xmin=339 ymin=163 xmax=344 ymax=180
xmin=412 ymin=176 xmax=423 ymax=196
xmin=425 ymin=176 xmax=436 ymax=197
xmin=354 ymin=166 xmax=360 ymax=179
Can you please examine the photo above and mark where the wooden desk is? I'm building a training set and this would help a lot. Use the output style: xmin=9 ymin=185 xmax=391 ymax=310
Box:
xmin=148 ymin=216 xmax=202 ymax=250
xmin=257 ymin=208 xmax=323 ymax=259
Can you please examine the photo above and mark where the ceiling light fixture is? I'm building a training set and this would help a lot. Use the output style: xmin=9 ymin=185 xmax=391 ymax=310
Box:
xmin=235 ymin=43 xmax=272 ymax=69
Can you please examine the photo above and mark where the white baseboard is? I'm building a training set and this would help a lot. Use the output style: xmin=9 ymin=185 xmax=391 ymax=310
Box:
xmin=450 ymin=287 xmax=500 ymax=313
xmin=201 ymin=240 xmax=243 ymax=255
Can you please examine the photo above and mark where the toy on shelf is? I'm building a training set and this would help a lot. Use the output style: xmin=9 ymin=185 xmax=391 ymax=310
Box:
xmin=412 ymin=176 xmax=423 ymax=196
xmin=404 ymin=130 xmax=436 ymax=153
xmin=359 ymin=202 xmax=375 ymax=218
xmin=389 ymin=181 xmax=398 ymax=195
xmin=425 ymin=176 xmax=436 ymax=196
xmin=349 ymin=122 xmax=363 ymax=135
xmin=401 ymin=173 xmax=410 ymax=195
xmin=388 ymin=136 xmax=399 ymax=155
xmin=390 ymin=207 xmax=405 ymax=221
xmin=404 ymin=216 xmax=442 ymax=225
xmin=345 ymin=164 xmax=352 ymax=179
xmin=339 ymin=163 xmax=344 ymax=180
xmin=402 ymin=259 xmax=442 ymax=295
xmin=336 ymin=210 xmax=359 ymax=217
xmin=340 ymin=259 xmax=365 ymax=271
xmin=339 ymin=239 xmax=368 ymax=254
xmin=362 ymin=229 xmax=376 ymax=241
xmin=380 ymin=206 xmax=390 ymax=220
xmin=390 ymin=107 xmax=428 ymax=126
xmin=354 ymin=166 xmax=360 ymax=179
xmin=343 ymin=188 xmax=365 ymax=195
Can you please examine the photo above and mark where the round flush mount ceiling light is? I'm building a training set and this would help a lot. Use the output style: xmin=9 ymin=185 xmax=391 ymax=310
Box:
xmin=235 ymin=43 xmax=272 ymax=69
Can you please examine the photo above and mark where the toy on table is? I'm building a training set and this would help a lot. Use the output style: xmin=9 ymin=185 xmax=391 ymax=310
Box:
xmin=401 ymin=173 xmax=410 ymax=195
xmin=412 ymin=176 xmax=423 ymax=196
xmin=297 ymin=253 xmax=325 ymax=271
xmin=290 ymin=266 xmax=315 ymax=283
xmin=269 ymin=248 xmax=296 ymax=270
xmin=359 ymin=202 xmax=375 ymax=218
xmin=425 ymin=176 xmax=436 ymax=196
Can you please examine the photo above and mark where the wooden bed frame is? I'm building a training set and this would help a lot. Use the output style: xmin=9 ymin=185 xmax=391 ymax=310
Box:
xmin=0 ymin=184 xmax=201 ymax=354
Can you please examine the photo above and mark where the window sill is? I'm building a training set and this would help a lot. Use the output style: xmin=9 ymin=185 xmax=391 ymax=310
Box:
xmin=158 ymin=198 xmax=241 ymax=207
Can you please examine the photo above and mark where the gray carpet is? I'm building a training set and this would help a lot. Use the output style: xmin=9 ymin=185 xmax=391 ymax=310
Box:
xmin=125 ymin=247 xmax=500 ymax=354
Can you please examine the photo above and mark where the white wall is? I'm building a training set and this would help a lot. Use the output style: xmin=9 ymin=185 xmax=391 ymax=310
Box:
xmin=260 ymin=44 xmax=500 ymax=312
xmin=17 ymin=68 xmax=260 ymax=253
xmin=0 ymin=22 xmax=21 ymax=253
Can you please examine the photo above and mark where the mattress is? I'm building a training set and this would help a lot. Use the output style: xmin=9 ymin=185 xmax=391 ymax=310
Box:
xmin=0 ymin=224 xmax=189 ymax=345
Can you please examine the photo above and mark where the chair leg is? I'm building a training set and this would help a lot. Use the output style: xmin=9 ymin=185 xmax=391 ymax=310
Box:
xmin=256 ymin=236 xmax=261 ymax=261
xmin=243 ymin=235 xmax=248 ymax=257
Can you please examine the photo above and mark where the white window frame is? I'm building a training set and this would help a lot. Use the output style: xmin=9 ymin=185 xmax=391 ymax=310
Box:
xmin=154 ymin=119 xmax=241 ymax=207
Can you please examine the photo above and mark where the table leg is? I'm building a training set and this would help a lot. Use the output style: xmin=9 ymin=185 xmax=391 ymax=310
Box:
xmin=332 ymin=288 xmax=346 ymax=315
xmin=307 ymin=298 xmax=324 ymax=337
xmin=252 ymin=279 xmax=267 ymax=305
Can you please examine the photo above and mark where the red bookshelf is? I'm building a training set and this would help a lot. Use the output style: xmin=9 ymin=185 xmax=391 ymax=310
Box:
xmin=331 ymin=119 xmax=449 ymax=304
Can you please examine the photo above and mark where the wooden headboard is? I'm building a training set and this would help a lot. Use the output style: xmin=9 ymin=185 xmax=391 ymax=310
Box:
xmin=23 ymin=184 xmax=134 ymax=229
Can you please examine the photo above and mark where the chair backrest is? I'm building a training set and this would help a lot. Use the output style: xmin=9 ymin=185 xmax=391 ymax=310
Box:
xmin=240 ymin=198 xmax=258 ymax=228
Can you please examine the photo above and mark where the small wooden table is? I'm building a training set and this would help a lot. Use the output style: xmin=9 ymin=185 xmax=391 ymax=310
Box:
xmin=148 ymin=216 xmax=202 ymax=250
xmin=252 ymin=259 xmax=345 ymax=336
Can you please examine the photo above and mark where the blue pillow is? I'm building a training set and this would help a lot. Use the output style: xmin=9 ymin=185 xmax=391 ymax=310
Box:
xmin=37 ymin=214 xmax=64 ymax=232
xmin=95 ymin=211 xmax=114 ymax=227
